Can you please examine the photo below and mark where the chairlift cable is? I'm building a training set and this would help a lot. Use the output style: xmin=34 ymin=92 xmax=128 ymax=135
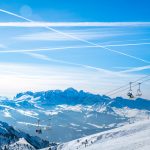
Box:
xmin=108 ymin=77 xmax=150 ymax=97
xmin=105 ymin=75 xmax=150 ymax=95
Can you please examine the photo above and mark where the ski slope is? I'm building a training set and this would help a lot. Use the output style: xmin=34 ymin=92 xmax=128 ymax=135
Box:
xmin=58 ymin=119 xmax=150 ymax=150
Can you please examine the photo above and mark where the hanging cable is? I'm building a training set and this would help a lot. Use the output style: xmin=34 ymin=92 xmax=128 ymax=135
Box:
xmin=105 ymin=75 xmax=150 ymax=96
xmin=108 ymin=77 xmax=150 ymax=97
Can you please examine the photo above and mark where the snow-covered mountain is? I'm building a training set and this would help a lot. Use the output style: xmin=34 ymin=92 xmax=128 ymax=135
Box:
xmin=11 ymin=88 xmax=150 ymax=110
xmin=58 ymin=119 xmax=150 ymax=150
xmin=13 ymin=88 xmax=110 ymax=106
xmin=0 ymin=88 xmax=150 ymax=143
xmin=3 ymin=138 xmax=36 ymax=150
xmin=0 ymin=120 xmax=50 ymax=149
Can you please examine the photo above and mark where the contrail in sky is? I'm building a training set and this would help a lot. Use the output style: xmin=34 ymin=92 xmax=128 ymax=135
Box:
xmin=0 ymin=43 xmax=150 ymax=64
xmin=0 ymin=22 xmax=150 ymax=27
xmin=0 ymin=42 xmax=150 ymax=52
xmin=0 ymin=44 xmax=150 ymax=64
xmin=0 ymin=9 xmax=149 ymax=64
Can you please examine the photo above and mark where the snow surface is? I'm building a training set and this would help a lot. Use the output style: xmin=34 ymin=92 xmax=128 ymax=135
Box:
xmin=58 ymin=119 xmax=150 ymax=150
xmin=6 ymin=138 xmax=36 ymax=150
xmin=18 ymin=121 xmax=51 ymax=128
xmin=113 ymin=107 xmax=150 ymax=120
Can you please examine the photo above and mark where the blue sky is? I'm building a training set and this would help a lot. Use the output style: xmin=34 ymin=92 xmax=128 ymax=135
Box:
xmin=0 ymin=0 xmax=150 ymax=98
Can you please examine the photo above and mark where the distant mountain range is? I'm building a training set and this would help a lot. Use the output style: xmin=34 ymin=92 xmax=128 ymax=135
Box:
xmin=9 ymin=87 xmax=150 ymax=109
xmin=14 ymin=87 xmax=111 ymax=106
xmin=0 ymin=88 xmax=149 ymax=146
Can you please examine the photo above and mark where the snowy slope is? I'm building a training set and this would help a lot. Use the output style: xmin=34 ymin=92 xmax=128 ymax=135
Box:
xmin=58 ymin=119 xmax=150 ymax=150
xmin=0 ymin=121 xmax=49 ymax=149
xmin=3 ymin=138 xmax=36 ymax=150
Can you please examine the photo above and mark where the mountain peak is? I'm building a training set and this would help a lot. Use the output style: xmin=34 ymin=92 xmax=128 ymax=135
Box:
xmin=64 ymin=87 xmax=78 ymax=93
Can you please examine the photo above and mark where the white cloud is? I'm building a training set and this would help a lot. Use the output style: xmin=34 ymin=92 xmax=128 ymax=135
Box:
xmin=0 ymin=62 xmax=145 ymax=98
xmin=25 ymin=52 xmax=124 ymax=76
xmin=16 ymin=29 xmax=123 ymax=41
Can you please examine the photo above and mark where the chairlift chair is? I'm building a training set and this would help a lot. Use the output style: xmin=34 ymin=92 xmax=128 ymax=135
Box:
xmin=136 ymin=83 xmax=142 ymax=97
xmin=36 ymin=129 xmax=42 ymax=134
xmin=36 ymin=119 xmax=42 ymax=134
xmin=127 ymin=82 xmax=134 ymax=99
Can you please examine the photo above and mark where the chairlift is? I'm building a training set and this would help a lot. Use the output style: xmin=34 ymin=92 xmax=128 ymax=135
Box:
xmin=36 ymin=119 xmax=42 ymax=134
xmin=127 ymin=82 xmax=134 ymax=99
xmin=136 ymin=83 xmax=142 ymax=97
